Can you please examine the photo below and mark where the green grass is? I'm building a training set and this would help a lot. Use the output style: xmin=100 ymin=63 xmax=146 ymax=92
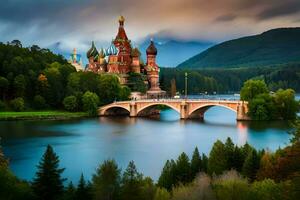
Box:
xmin=0 ymin=110 xmax=89 ymax=120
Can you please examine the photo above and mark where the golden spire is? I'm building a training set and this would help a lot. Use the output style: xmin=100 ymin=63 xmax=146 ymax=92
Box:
xmin=119 ymin=15 xmax=125 ymax=22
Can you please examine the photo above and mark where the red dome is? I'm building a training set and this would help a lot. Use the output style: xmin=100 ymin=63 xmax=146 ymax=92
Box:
xmin=146 ymin=40 xmax=157 ymax=55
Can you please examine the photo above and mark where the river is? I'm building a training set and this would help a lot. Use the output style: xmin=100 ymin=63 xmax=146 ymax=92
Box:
xmin=0 ymin=95 xmax=298 ymax=183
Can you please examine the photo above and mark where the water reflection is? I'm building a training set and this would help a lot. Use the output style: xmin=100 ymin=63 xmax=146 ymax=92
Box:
xmin=0 ymin=106 xmax=293 ymax=183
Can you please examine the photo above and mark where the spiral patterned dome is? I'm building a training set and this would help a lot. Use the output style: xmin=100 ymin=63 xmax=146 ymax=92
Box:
xmin=106 ymin=43 xmax=118 ymax=55
xmin=86 ymin=41 xmax=99 ymax=59
xmin=99 ymin=48 xmax=106 ymax=58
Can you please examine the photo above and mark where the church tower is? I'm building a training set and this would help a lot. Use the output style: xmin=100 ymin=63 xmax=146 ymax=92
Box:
xmin=145 ymin=40 xmax=165 ymax=98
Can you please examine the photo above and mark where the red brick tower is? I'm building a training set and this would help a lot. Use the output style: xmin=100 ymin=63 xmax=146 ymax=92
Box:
xmin=145 ymin=40 xmax=165 ymax=98
xmin=113 ymin=16 xmax=132 ymax=74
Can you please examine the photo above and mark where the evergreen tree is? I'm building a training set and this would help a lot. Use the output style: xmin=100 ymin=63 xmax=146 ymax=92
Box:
xmin=175 ymin=152 xmax=191 ymax=184
xmin=208 ymin=140 xmax=227 ymax=175
xmin=191 ymin=147 xmax=202 ymax=179
xmin=201 ymin=153 xmax=208 ymax=173
xmin=76 ymin=174 xmax=91 ymax=200
xmin=242 ymin=149 xmax=260 ymax=182
xmin=63 ymin=182 xmax=76 ymax=200
xmin=92 ymin=159 xmax=121 ymax=200
xmin=120 ymin=161 xmax=143 ymax=200
xmin=157 ymin=159 xmax=176 ymax=191
xmin=224 ymin=137 xmax=235 ymax=169
xmin=32 ymin=145 xmax=66 ymax=200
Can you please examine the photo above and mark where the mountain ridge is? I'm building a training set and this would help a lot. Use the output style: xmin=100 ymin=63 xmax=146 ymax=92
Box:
xmin=177 ymin=27 xmax=300 ymax=69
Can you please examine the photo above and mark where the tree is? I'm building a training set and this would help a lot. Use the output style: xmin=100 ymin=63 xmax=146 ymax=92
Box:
xmin=32 ymin=145 xmax=66 ymax=200
xmin=0 ymin=76 xmax=8 ymax=100
xmin=274 ymin=89 xmax=299 ymax=119
xmin=98 ymin=75 xmax=123 ymax=104
xmin=201 ymin=154 xmax=208 ymax=173
xmin=208 ymin=140 xmax=227 ymax=175
xmin=154 ymin=188 xmax=170 ymax=200
xmin=82 ymin=91 xmax=100 ymax=116
xmin=242 ymin=149 xmax=260 ymax=181
xmin=76 ymin=174 xmax=91 ymax=200
xmin=92 ymin=159 xmax=121 ymax=200
xmin=158 ymin=160 xmax=176 ymax=191
xmin=140 ymin=177 xmax=156 ymax=200
xmin=127 ymin=73 xmax=147 ymax=93
xmin=10 ymin=97 xmax=25 ymax=111
xmin=120 ymin=161 xmax=144 ymax=200
xmin=240 ymin=79 xmax=268 ymax=101
xmin=13 ymin=74 xmax=26 ymax=98
xmin=191 ymin=147 xmax=202 ymax=179
xmin=175 ymin=152 xmax=191 ymax=184
xmin=0 ymin=143 xmax=8 ymax=168
xmin=63 ymin=95 xmax=78 ymax=111
xmin=63 ymin=182 xmax=76 ymax=200
xmin=33 ymin=95 xmax=47 ymax=110
xmin=250 ymin=179 xmax=283 ymax=200
xmin=213 ymin=170 xmax=250 ymax=200
xmin=224 ymin=138 xmax=235 ymax=169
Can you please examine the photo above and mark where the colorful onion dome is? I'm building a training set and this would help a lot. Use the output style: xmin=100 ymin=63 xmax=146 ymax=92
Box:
xmin=146 ymin=40 xmax=157 ymax=55
xmin=86 ymin=41 xmax=98 ymax=59
xmin=131 ymin=47 xmax=141 ymax=57
xmin=106 ymin=43 xmax=118 ymax=55
xmin=99 ymin=48 xmax=105 ymax=58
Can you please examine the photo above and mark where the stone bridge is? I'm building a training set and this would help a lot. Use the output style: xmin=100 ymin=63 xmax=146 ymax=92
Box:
xmin=98 ymin=99 xmax=249 ymax=121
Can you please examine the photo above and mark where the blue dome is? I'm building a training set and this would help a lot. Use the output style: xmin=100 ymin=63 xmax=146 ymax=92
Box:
xmin=106 ymin=43 xmax=118 ymax=55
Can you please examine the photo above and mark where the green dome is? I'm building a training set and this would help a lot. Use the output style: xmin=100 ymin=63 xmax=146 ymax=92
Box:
xmin=86 ymin=41 xmax=99 ymax=59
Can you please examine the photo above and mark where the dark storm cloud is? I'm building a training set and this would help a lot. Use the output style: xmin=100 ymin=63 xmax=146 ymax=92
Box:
xmin=0 ymin=0 xmax=300 ymax=53
xmin=257 ymin=1 xmax=300 ymax=20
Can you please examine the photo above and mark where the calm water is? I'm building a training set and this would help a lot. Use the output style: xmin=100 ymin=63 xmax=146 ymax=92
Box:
xmin=0 ymin=102 xmax=295 ymax=183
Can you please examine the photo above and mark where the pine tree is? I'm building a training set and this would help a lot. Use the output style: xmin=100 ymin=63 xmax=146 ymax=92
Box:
xmin=208 ymin=140 xmax=227 ymax=175
xmin=175 ymin=152 xmax=191 ymax=184
xmin=242 ymin=149 xmax=260 ymax=181
xmin=92 ymin=159 xmax=121 ymax=200
xmin=63 ymin=182 xmax=76 ymax=200
xmin=76 ymin=174 xmax=91 ymax=200
xmin=201 ymin=153 xmax=208 ymax=173
xmin=191 ymin=147 xmax=202 ymax=179
xmin=120 ymin=161 xmax=143 ymax=200
xmin=224 ymin=137 xmax=235 ymax=169
xmin=157 ymin=159 xmax=176 ymax=191
xmin=32 ymin=145 xmax=66 ymax=200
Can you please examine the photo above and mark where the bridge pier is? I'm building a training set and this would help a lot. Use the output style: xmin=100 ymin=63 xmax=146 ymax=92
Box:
xmin=237 ymin=102 xmax=250 ymax=121
xmin=180 ymin=101 xmax=188 ymax=119
xmin=130 ymin=102 xmax=137 ymax=117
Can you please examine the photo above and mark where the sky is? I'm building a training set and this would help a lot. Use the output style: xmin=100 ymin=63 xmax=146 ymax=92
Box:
xmin=1 ymin=0 xmax=300 ymax=52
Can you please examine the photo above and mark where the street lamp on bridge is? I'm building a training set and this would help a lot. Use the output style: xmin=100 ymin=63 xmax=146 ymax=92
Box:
xmin=185 ymin=72 xmax=188 ymax=99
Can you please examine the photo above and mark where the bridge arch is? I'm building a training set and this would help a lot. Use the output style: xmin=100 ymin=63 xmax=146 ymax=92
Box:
xmin=137 ymin=102 xmax=180 ymax=116
xmin=188 ymin=104 xmax=237 ymax=119
xmin=99 ymin=104 xmax=130 ymax=116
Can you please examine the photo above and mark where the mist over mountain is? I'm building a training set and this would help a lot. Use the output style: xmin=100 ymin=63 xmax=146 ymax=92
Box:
xmin=177 ymin=28 xmax=300 ymax=69
xmin=139 ymin=39 xmax=214 ymax=67
xmin=48 ymin=39 xmax=214 ymax=67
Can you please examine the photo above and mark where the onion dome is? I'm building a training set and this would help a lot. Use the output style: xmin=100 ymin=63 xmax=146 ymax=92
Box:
xmin=106 ymin=43 xmax=118 ymax=55
xmin=99 ymin=48 xmax=105 ymax=58
xmin=146 ymin=40 xmax=157 ymax=55
xmin=86 ymin=41 xmax=99 ymax=59
xmin=131 ymin=47 xmax=141 ymax=57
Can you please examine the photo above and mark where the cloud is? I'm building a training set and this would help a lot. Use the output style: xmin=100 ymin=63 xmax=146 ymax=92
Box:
xmin=215 ymin=14 xmax=237 ymax=22
xmin=0 ymin=0 xmax=299 ymax=54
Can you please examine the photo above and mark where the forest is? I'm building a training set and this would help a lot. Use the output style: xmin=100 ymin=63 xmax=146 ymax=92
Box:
xmin=1 ymin=120 xmax=300 ymax=200
xmin=0 ymin=40 xmax=130 ymax=115
xmin=160 ymin=63 xmax=300 ymax=94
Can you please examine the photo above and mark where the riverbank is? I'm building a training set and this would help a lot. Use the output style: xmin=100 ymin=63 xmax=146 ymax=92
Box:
xmin=0 ymin=111 xmax=89 ymax=121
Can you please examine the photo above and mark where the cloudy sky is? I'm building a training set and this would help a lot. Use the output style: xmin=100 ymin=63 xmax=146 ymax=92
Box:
xmin=1 ymin=0 xmax=300 ymax=52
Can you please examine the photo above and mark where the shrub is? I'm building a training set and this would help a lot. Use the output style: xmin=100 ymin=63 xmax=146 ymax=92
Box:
xmin=10 ymin=97 xmax=25 ymax=111
xmin=63 ymin=96 xmax=78 ymax=112
xmin=82 ymin=91 xmax=99 ymax=116
xmin=33 ymin=95 xmax=47 ymax=110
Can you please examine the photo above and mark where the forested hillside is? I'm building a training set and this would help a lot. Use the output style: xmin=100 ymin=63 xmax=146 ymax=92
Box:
xmin=161 ymin=63 xmax=300 ymax=94
xmin=177 ymin=28 xmax=300 ymax=69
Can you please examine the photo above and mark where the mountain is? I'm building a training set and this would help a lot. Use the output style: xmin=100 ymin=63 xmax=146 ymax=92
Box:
xmin=177 ymin=28 xmax=300 ymax=69
xmin=139 ymin=39 xmax=214 ymax=67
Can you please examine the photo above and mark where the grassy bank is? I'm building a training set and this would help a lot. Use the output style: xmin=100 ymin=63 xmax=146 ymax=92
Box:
xmin=0 ymin=111 xmax=89 ymax=121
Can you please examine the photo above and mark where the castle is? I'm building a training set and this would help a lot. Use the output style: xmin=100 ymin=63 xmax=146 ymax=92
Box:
xmin=85 ymin=16 xmax=165 ymax=98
